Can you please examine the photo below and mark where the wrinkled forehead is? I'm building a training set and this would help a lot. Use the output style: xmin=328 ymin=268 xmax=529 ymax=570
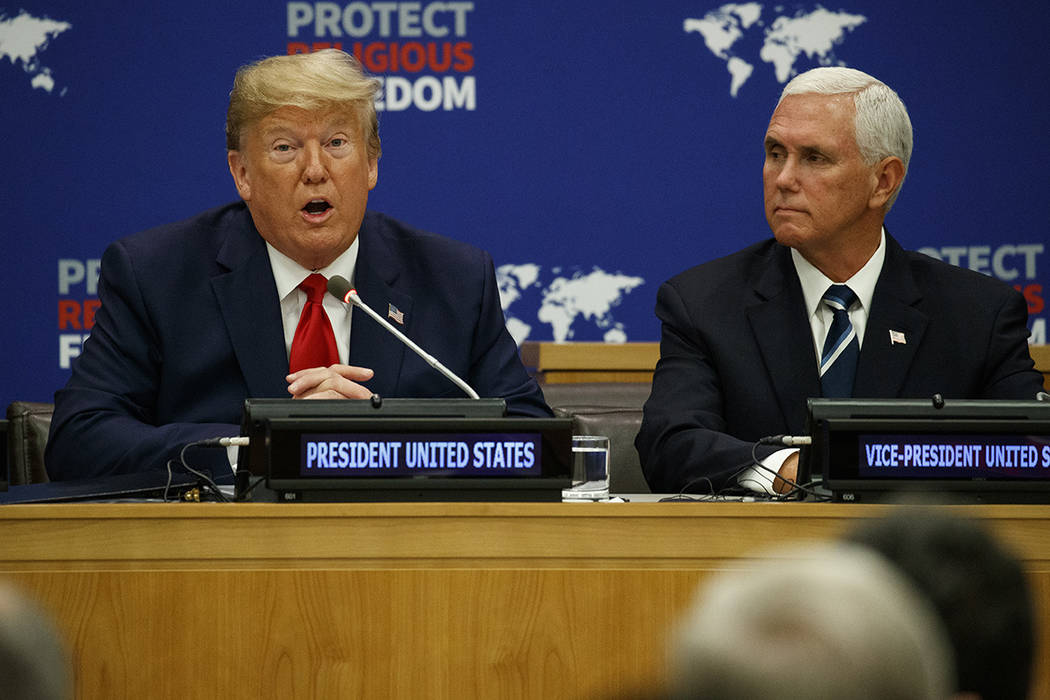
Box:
xmin=765 ymin=93 xmax=857 ymax=145
xmin=248 ymin=104 xmax=362 ymax=140
xmin=770 ymin=92 xmax=855 ymax=123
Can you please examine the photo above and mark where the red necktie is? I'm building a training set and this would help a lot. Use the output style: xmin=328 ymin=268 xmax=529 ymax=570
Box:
xmin=288 ymin=273 xmax=340 ymax=373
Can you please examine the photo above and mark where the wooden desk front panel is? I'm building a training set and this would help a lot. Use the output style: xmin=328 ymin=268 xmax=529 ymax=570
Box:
xmin=1032 ymin=343 xmax=1050 ymax=391
xmin=2 ymin=503 xmax=1048 ymax=699
xmin=10 ymin=568 xmax=700 ymax=699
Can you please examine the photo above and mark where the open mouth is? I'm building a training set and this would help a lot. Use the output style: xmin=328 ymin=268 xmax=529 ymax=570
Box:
xmin=302 ymin=199 xmax=332 ymax=215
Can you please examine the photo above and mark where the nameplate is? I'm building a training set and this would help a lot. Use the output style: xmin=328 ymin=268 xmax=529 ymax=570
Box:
xmin=261 ymin=416 xmax=573 ymax=502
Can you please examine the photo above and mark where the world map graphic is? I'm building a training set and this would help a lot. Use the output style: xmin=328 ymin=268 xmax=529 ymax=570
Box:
xmin=497 ymin=264 xmax=644 ymax=344
xmin=685 ymin=3 xmax=866 ymax=96
xmin=0 ymin=10 xmax=72 ymax=94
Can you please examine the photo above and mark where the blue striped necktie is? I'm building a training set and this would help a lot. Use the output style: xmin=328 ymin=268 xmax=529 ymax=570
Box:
xmin=819 ymin=284 xmax=859 ymax=398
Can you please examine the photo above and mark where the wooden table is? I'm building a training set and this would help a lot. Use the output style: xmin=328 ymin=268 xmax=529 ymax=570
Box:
xmin=2 ymin=502 xmax=1048 ymax=699
xmin=521 ymin=341 xmax=658 ymax=384
xmin=520 ymin=342 xmax=1050 ymax=389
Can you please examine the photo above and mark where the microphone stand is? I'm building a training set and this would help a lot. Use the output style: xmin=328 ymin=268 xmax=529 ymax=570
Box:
xmin=327 ymin=276 xmax=481 ymax=400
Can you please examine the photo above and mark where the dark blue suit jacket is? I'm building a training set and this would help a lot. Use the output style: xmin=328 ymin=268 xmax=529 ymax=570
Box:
xmin=636 ymin=234 xmax=1045 ymax=493
xmin=46 ymin=202 xmax=550 ymax=480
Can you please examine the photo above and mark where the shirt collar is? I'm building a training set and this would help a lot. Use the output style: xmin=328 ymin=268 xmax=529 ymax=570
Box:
xmin=791 ymin=228 xmax=886 ymax=318
xmin=267 ymin=237 xmax=361 ymax=302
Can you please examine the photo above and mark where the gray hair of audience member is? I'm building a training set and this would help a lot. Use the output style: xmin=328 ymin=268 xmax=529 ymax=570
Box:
xmin=843 ymin=508 xmax=1035 ymax=700
xmin=0 ymin=582 xmax=71 ymax=700
xmin=669 ymin=542 xmax=954 ymax=700
xmin=225 ymin=49 xmax=382 ymax=159
xmin=779 ymin=66 xmax=913 ymax=209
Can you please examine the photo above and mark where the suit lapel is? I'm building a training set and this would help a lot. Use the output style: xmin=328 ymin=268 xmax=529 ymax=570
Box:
xmin=211 ymin=212 xmax=290 ymax=398
xmin=348 ymin=219 xmax=413 ymax=396
xmin=746 ymin=245 xmax=822 ymax=425
xmin=854 ymin=234 xmax=928 ymax=397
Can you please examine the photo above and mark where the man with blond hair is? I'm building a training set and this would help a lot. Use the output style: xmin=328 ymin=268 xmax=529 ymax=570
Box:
xmin=47 ymin=50 xmax=550 ymax=480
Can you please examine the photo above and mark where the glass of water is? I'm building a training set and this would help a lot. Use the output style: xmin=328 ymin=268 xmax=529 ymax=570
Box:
xmin=562 ymin=435 xmax=610 ymax=501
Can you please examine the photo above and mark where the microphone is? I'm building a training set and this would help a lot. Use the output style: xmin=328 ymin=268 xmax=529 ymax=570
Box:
xmin=327 ymin=275 xmax=480 ymax=399
xmin=195 ymin=436 xmax=250 ymax=448
xmin=759 ymin=434 xmax=812 ymax=446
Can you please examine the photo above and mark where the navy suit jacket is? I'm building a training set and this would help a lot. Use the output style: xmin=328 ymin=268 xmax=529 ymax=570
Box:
xmin=636 ymin=234 xmax=1044 ymax=493
xmin=46 ymin=202 xmax=550 ymax=480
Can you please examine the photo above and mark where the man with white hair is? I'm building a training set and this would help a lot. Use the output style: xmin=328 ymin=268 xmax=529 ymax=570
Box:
xmin=668 ymin=542 xmax=955 ymax=700
xmin=636 ymin=67 xmax=1043 ymax=495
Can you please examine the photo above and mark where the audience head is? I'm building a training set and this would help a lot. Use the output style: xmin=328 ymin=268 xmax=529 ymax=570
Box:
xmin=0 ymin=582 xmax=71 ymax=700
xmin=843 ymin=508 xmax=1035 ymax=700
xmin=669 ymin=542 xmax=953 ymax=700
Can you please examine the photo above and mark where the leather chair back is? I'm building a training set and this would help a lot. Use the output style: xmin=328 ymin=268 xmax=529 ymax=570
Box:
xmin=6 ymin=401 xmax=53 ymax=484
xmin=540 ymin=383 xmax=651 ymax=493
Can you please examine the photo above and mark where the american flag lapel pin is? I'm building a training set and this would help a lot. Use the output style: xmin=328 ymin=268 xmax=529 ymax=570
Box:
xmin=889 ymin=330 xmax=906 ymax=345
xmin=387 ymin=303 xmax=405 ymax=325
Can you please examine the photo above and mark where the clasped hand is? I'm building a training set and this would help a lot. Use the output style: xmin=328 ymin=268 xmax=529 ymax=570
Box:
xmin=286 ymin=364 xmax=375 ymax=399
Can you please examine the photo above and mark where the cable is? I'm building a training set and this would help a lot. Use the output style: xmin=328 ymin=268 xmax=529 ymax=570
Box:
xmin=233 ymin=473 xmax=268 ymax=501
xmin=163 ymin=439 xmax=235 ymax=502
xmin=745 ymin=438 xmax=828 ymax=501
xmin=659 ymin=434 xmax=831 ymax=502
xmin=664 ymin=474 xmax=716 ymax=499
xmin=660 ymin=457 xmax=768 ymax=502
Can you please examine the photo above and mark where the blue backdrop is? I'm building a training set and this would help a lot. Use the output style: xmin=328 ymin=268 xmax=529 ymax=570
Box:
xmin=2 ymin=1 xmax=1046 ymax=409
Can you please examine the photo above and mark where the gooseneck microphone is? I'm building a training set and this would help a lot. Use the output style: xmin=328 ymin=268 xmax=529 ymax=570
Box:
xmin=195 ymin=436 xmax=251 ymax=448
xmin=327 ymin=275 xmax=481 ymax=399
xmin=758 ymin=434 xmax=813 ymax=446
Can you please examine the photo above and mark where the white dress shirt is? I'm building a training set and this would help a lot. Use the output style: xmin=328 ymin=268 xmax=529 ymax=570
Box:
xmin=228 ymin=238 xmax=360 ymax=470
xmin=267 ymin=238 xmax=360 ymax=365
xmin=738 ymin=230 xmax=887 ymax=495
